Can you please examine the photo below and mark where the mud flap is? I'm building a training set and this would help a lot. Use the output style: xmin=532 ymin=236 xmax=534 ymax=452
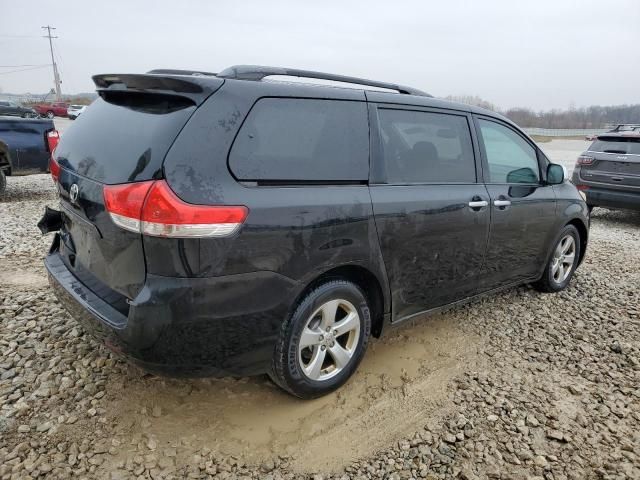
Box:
xmin=37 ymin=206 xmax=62 ymax=234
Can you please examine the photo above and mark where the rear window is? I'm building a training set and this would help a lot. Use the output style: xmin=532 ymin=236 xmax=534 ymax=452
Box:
xmin=589 ymin=138 xmax=640 ymax=155
xmin=228 ymin=98 xmax=369 ymax=182
xmin=54 ymin=95 xmax=195 ymax=184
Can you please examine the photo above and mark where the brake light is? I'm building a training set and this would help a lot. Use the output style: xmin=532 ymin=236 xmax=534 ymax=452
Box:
xmin=47 ymin=130 xmax=61 ymax=182
xmin=50 ymin=156 xmax=61 ymax=183
xmin=576 ymin=155 xmax=594 ymax=165
xmin=46 ymin=130 xmax=60 ymax=153
xmin=576 ymin=185 xmax=590 ymax=191
xmin=103 ymin=180 xmax=248 ymax=238
xmin=103 ymin=181 xmax=155 ymax=233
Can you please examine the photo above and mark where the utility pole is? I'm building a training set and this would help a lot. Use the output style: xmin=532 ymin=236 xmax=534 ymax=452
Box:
xmin=42 ymin=25 xmax=62 ymax=101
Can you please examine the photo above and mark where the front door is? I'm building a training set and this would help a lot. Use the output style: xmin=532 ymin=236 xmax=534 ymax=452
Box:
xmin=369 ymin=105 xmax=490 ymax=321
xmin=474 ymin=117 xmax=558 ymax=290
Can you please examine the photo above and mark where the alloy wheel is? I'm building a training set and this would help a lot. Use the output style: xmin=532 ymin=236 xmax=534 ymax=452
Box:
xmin=298 ymin=299 xmax=361 ymax=381
xmin=551 ymin=234 xmax=576 ymax=283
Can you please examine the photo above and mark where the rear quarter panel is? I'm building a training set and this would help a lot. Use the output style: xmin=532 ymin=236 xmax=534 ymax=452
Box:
xmin=161 ymin=80 xmax=391 ymax=312
xmin=549 ymin=181 xmax=589 ymax=265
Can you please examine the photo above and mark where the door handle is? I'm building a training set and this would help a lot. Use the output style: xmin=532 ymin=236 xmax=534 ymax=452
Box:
xmin=468 ymin=200 xmax=489 ymax=208
xmin=494 ymin=199 xmax=511 ymax=207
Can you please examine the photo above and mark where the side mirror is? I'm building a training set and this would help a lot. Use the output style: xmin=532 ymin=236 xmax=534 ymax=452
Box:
xmin=547 ymin=163 xmax=565 ymax=185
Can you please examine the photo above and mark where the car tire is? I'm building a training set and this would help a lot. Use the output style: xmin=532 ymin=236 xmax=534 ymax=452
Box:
xmin=269 ymin=279 xmax=371 ymax=399
xmin=533 ymin=225 xmax=581 ymax=293
xmin=0 ymin=169 xmax=6 ymax=196
xmin=46 ymin=111 xmax=54 ymax=119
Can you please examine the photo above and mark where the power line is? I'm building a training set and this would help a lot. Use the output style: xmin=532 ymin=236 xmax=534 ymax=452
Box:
xmin=42 ymin=25 xmax=62 ymax=101
xmin=0 ymin=65 xmax=51 ymax=75
xmin=0 ymin=64 xmax=50 ymax=68
xmin=0 ymin=34 xmax=42 ymax=38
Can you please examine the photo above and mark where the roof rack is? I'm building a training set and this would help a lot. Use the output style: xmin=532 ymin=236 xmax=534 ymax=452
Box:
xmin=217 ymin=65 xmax=432 ymax=97
xmin=147 ymin=69 xmax=218 ymax=77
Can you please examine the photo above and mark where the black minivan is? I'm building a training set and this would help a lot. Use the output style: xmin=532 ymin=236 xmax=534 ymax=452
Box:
xmin=42 ymin=66 xmax=589 ymax=398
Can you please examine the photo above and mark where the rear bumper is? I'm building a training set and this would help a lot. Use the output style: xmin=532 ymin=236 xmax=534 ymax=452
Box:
xmin=581 ymin=186 xmax=640 ymax=211
xmin=45 ymin=252 xmax=299 ymax=377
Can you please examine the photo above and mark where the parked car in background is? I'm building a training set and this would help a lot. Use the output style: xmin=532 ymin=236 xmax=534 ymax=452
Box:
xmin=573 ymin=132 xmax=640 ymax=211
xmin=586 ymin=124 xmax=640 ymax=141
xmin=608 ymin=124 xmax=640 ymax=133
xmin=41 ymin=65 xmax=589 ymax=398
xmin=67 ymin=105 xmax=87 ymax=120
xmin=0 ymin=100 xmax=37 ymax=118
xmin=0 ymin=117 xmax=57 ymax=194
xmin=33 ymin=101 xmax=69 ymax=119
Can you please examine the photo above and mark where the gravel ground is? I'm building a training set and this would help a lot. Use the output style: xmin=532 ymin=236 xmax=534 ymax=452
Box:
xmin=1 ymin=174 xmax=639 ymax=480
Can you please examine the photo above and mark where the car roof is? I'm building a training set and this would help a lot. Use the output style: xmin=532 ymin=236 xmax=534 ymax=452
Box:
xmin=597 ymin=132 xmax=640 ymax=139
xmin=118 ymin=65 xmax=513 ymax=127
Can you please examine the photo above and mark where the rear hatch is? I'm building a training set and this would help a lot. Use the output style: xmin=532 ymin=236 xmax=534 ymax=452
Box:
xmin=578 ymin=136 xmax=640 ymax=190
xmin=52 ymin=73 xmax=223 ymax=308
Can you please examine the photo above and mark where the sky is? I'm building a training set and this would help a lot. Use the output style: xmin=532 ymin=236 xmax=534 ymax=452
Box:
xmin=1 ymin=0 xmax=639 ymax=111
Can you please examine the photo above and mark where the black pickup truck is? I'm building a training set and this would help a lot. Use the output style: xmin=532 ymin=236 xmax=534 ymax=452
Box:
xmin=0 ymin=116 xmax=57 ymax=194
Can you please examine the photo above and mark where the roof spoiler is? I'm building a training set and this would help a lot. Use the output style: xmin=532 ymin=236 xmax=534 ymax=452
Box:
xmin=217 ymin=64 xmax=432 ymax=97
xmin=92 ymin=73 xmax=223 ymax=106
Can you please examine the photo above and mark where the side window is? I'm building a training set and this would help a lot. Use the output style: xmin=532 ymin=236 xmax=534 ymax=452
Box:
xmin=478 ymin=119 xmax=540 ymax=184
xmin=229 ymin=98 xmax=368 ymax=181
xmin=377 ymin=108 xmax=476 ymax=183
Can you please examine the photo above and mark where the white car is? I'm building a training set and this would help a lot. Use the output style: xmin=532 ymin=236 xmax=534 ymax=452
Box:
xmin=67 ymin=105 xmax=87 ymax=120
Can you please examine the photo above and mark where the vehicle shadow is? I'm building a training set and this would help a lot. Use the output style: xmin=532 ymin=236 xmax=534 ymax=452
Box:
xmin=0 ymin=190 xmax=56 ymax=203
xmin=591 ymin=207 xmax=640 ymax=228
xmin=0 ymin=176 xmax=57 ymax=203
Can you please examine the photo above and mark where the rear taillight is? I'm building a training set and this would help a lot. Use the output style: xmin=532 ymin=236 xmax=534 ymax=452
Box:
xmin=49 ymin=156 xmax=61 ymax=183
xmin=103 ymin=181 xmax=155 ymax=233
xmin=576 ymin=155 xmax=594 ymax=165
xmin=103 ymin=180 xmax=248 ymax=238
xmin=46 ymin=130 xmax=60 ymax=153
xmin=576 ymin=184 xmax=590 ymax=191
xmin=47 ymin=130 xmax=60 ymax=182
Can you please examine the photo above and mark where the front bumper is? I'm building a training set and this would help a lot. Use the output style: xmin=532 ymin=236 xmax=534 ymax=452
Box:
xmin=45 ymin=251 xmax=299 ymax=377
xmin=582 ymin=186 xmax=640 ymax=211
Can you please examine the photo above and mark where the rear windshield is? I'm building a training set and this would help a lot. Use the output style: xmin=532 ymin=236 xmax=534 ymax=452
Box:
xmin=54 ymin=94 xmax=195 ymax=184
xmin=589 ymin=137 xmax=640 ymax=155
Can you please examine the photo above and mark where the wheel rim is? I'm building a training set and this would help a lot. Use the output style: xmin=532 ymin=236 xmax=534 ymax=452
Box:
xmin=298 ymin=299 xmax=361 ymax=382
xmin=47 ymin=112 xmax=54 ymax=118
xmin=551 ymin=234 xmax=576 ymax=283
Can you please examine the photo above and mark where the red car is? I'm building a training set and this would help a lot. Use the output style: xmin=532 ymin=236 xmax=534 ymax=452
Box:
xmin=33 ymin=102 xmax=69 ymax=119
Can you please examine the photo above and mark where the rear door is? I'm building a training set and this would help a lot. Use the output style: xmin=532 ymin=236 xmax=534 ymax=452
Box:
xmin=577 ymin=136 xmax=640 ymax=190
xmin=52 ymin=78 xmax=218 ymax=302
xmin=369 ymin=104 xmax=490 ymax=321
xmin=474 ymin=116 xmax=557 ymax=290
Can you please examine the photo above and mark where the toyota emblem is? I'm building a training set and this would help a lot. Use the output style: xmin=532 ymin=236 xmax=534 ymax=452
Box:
xmin=69 ymin=184 xmax=79 ymax=204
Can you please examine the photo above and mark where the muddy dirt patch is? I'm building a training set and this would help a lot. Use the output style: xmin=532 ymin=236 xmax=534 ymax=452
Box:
xmin=103 ymin=314 xmax=480 ymax=472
